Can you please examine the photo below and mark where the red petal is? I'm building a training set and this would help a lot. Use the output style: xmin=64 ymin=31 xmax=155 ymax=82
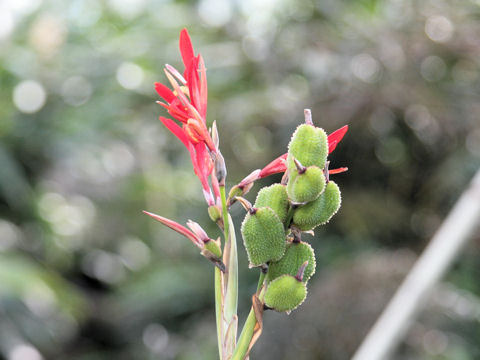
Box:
xmin=187 ymin=56 xmax=202 ymax=117
xmin=159 ymin=117 xmax=190 ymax=148
xmin=329 ymin=167 xmax=348 ymax=175
xmin=143 ymin=211 xmax=203 ymax=248
xmin=198 ymin=56 xmax=208 ymax=120
xmin=179 ymin=28 xmax=195 ymax=71
xmin=155 ymin=82 xmax=176 ymax=103
xmin=328 ymin=125 xmax=348 ymax=154
xmin=194 ymin=143 xmax=213 ymax=189
xmin=258 ymin=153 xmax=288 ymax=178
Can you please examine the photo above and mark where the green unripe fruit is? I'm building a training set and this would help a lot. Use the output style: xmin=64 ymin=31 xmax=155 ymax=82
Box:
xmin=208 ymin=205 xmax=222 ymax=224
xmin=264 ymin=275 xmax=307 ymax=312
xmin=287 ymin=166 xmax=326 ymax=203
xmin=254 ymin=184 xmax=289 ymax=223
xmin=287 ymin=124 xmax=328 ymax=169
xmin=266 ymin=242 xmax=316 ymax=283
xmin=292 ymin=181 xmax=341 ymax=231
xmin=241 ymin=207 xmax=286 ymax=266
xmin=204 ymin=239 xmax=222 ymax=258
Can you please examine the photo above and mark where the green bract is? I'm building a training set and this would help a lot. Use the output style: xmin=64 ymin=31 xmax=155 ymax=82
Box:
xmin=264 ymin=275 xmax=307 ymax=312
xmin=204 ymin=239 xmax=222 ymax=258
xmin=287 ymin=166 xmax=325 ymax=203
xmin=241 ymin=207 xmax=286 ymax=266
xmin=266 ymin=242 xmax=316 ymax=283
xmin=292 ymin=181 xmax=341 ymax=231
xmin=254 ymin=184 xmax=289 ymax=223
xmin=287 ymin=124 xmax=328 ymax=169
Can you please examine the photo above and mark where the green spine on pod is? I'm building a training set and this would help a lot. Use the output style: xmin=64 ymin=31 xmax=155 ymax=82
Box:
xmin=287 ymin=124 xmax=328 ymax=169
xmin=292 ymin=180 xmax=341 ymax=231
xmin=287 ymin=166 xmax=325 ymax=203
xmin=266 ymin=242 xmax=316 ymax=283
xmin=254 ymin=184 xmax=289 ymax=223
xmin=264 ymin=275 xmax=307 ymax=312
xmin=241 ymin=207 xmax=286 ymax=266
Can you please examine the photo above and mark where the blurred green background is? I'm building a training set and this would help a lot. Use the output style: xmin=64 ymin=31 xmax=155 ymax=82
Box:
xmin=1 ymin=0 xmax=480 ymax=359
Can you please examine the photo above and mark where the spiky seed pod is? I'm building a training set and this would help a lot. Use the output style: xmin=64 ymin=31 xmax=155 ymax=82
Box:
xmin=287 ymin=124 xmax=328 ymax=170
xmin=241 ymin=207 xmax=286 ymax=266
xmin=264 ymin=275 xmax=307 ymax=313
xmin=287 ymin=166 xmax=326 ymax=204
xmin=266 ymin=242 xmax=316 ymax=283
xmin=254 ymin=184 xmax=289 ymax=223
xmin=292 ymin=181 xmax=341 ymax=231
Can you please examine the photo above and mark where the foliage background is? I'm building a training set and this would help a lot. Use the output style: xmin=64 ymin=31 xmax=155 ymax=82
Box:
xmin=1 ymin=0 xmax=479 ymax=359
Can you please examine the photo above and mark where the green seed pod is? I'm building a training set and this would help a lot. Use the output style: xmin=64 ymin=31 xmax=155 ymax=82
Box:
xmin=266 ymin=242 xmax=316 ymax=283
xmin=287 ymin=124 xmax=328 ymax=169
xmin=287 ymin=166 xmax=325 ymax=204
xmin=208 ymin=205 xmax=222 ymax=224
xmin=254 ymin=184 xmax=289 ymax=223
xmin=292 ymin=181 xmax=341 ymax=231
xmin=241 ymin=207 xmax=286 ymax=266
xmin=264 ymin=275 xmax=307 ymax=313
xmin=204 ymin=239 xmax=222 ymax=258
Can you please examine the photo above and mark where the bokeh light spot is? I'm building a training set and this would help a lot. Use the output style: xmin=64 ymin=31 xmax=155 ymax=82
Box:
xmin=13 ymin=80 xmax=47 ymax=114
xmin=116 ymin=62 xmax=144 ymax=90
xmin=198 ymin=0 xmax=232 ymax=27
xmin=8 ymin=345 xmax=43 ymax=360
xmin=0 ymin=9 xmax=14 ymax=39
xmin=350 ymin=54 xmax=381 ymax=83
xmin=143 ymin=323 xmax=169 ymax=354
xmin=425 ymin=15 xmax=453 ymax=43
xmin=420 ymin=55 xmax=446 ymax=82
xmin=119 ymin=237 xmax=151 ymax=271
xmin=61 ymin=76 xmax=93 ymax=106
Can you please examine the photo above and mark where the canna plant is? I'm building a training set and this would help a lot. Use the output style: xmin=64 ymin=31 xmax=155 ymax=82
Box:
xmin=144 ymin=28 xmax=348 ymax=359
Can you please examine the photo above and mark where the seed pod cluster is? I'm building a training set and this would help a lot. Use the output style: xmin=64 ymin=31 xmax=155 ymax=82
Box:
xmin=239 ymin=115 xmax=346 ymax=313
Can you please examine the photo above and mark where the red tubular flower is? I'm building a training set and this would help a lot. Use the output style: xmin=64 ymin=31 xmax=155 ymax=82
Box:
xmin=155 ymin=28 xmax=217 ymax=205
xmin=143 ymin=211 xmax=205 ymax=248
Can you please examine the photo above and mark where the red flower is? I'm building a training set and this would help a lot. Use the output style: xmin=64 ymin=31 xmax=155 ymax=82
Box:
xmin=155 ymin=28 xmax=217 ymax=205
xmin=143 ymin=211 xmax=205 ymax=248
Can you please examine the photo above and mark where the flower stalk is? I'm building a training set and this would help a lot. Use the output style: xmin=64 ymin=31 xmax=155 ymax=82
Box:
xmin=145 ymin=28 xmax=349 ymax=359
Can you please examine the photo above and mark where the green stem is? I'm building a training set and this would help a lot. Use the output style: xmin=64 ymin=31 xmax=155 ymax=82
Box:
xmin=216 ymin=185 xmax=238 ymax=358
xmin=215 ymin=266 xmax=223 ymax=359
xmin=256 ymin=271 xmax=266 ymax=293
xmin=220 ymin=186 xmax=229 ymax=236
xmin=231 ymin=272 xmax=266 ymax=360
xmin=231 ymin=307 xmax=256 ymax=360
xmin=284 ymin=204 xmax=295 ymax=230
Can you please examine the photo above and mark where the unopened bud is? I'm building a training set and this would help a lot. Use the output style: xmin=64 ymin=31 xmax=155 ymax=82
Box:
xmin=211 ymin=120 xmax=220 ymax=150
xmin=201 ymin=243 xmax=225 ymax=272
xmin=208 ymin=205 xmax=222 ymax=224
xmin=215 ymin=151 xmax=227 ymax=186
